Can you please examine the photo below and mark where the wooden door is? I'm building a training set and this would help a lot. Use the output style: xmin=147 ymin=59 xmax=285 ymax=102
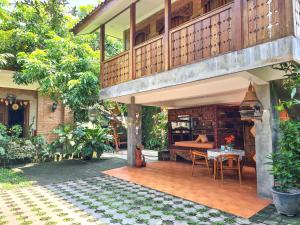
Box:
xmin=0 ymin=104 xmax=8 ymax=125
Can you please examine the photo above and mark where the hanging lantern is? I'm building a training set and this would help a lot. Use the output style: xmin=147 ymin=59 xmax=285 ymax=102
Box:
xmin=6 ymin=94 xmax=16 ymax=104
xmin=88 ymin=106 xmax=98 ymax=123
xmin=239 ymin=83 xmax=263 ymax=121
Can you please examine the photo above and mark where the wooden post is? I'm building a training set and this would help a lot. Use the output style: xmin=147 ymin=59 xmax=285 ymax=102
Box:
xmin=233 ymin=0 xmax=242 ymax=51
xmin=164 ymin=0 xmax=171 ymax=71
xmin=129 ymin=3 xmax=136 ymax=80
xmin=100 ymin=24 xmax=105 ymax=87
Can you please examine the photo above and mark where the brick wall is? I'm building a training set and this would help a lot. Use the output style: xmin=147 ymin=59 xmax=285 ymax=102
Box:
xmin=37 ymin=95 xmax=74 ymax=143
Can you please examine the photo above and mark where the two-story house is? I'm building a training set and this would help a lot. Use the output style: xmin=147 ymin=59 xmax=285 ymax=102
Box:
xmin=72 ymin=0 xmax=300 ymax=200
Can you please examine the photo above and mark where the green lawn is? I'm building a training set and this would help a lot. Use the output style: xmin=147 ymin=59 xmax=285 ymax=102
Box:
xmin=0 ymin=168 xmax=32 ymax=190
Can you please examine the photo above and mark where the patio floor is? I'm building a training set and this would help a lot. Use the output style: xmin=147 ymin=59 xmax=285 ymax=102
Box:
xmin=103 ymin=161 xmax=271 ymax=218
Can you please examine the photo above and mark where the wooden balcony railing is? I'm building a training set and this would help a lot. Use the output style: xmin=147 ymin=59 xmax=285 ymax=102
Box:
xmin=170 ymin=3 xmax=233 ymax=68
xmin=101 ymin=51 xmax=130 ymax=88
xmin=101 ymin=0 xmax=295 ymax=89
xmin=134 ymin=35 xmax=164 ymax=78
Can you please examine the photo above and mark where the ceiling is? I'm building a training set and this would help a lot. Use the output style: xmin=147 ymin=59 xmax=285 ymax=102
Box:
xmin=106 ymin=66 xmax=285 ymax=108
xmin=106 ymin=0 xmax=168 ymax=39
xmin=75 ymin=0 xmax=178 ymax=37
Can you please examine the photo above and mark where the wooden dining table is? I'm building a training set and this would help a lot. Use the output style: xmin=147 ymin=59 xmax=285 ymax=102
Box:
xmin=207 ymin=148 xmax=245 ymax=179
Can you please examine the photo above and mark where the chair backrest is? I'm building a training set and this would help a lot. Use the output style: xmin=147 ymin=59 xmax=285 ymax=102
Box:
xmin=217 ymin=154 xmax=240 ymax=168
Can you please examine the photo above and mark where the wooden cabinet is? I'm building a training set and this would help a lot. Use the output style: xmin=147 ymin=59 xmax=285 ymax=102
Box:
xmin=168 ymin=105 xmax=244 ymax=149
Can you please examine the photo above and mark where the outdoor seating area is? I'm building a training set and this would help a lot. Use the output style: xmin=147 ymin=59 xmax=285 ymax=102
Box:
xmin=104 ymin=161 xmax=271 ymax=218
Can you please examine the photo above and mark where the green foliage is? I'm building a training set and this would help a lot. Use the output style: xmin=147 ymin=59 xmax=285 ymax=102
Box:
xmin=52 ymin=123 xmax=113 ymax=158
xmin=146 ymin=109 xmax=168 ymax=150
xmin=269 ymin=62 xmax=300 ymax=192
xmin=0 ymin=168 xmax=32 ymax=190
xmin=0 ymin=0 xmax=125 ymax=121
xmin=273 ymin=62 xmax=300 ymax=111
xmin=0 ymin=124 xmax=49 ymax=165
xmin=14 ymin=33 xmax=100 ymax=117
xmin=5 ymin=139 xmax=36 ymax=160
xmin=31 ymin=135 xmax=50 ymax=160
xmin=0 ymin=53 xmax=13 ymax=68
xmin=268 ymin=120 xmax=300 ymax=192
xmin=142 ymin=106 xmax=161 ymax=147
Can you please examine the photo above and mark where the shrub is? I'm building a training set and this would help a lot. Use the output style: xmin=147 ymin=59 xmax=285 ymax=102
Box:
xmin=51 ymin=122 xmax=113 ymax=159
xmin=146 ymin=109 xmax=168 ymax=150
xmin=0 ymin=124 xmax=49 ymax=166
xmin=268 ymin=120 xmax=300 ymax=192
xmin=5 ymin=139 xmax=36 ymax=161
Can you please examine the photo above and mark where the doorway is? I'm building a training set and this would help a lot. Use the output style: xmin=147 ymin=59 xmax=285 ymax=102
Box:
xmin=0 ymin=100 xmax=29 ymax=137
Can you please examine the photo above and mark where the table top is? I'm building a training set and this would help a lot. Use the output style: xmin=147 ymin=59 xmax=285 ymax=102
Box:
xmin=207 ymin=149 xmax=245 ymax=154
xmin=207 ymin=148 xmax=245 ymax=159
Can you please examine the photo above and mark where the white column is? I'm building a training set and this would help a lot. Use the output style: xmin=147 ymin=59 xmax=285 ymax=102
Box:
xmin=127 ymin=96 xmax=142 ymax=166
xmin=254 ymin=83 xmax=274 ymax=198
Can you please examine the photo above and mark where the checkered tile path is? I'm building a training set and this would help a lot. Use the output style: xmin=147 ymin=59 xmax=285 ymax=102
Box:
xmin=0 ymin=175 xmax=289 ymax=225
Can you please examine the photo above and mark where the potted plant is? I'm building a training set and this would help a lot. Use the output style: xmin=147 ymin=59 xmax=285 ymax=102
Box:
xmin=270 ymin=62 xmax=300 ymax=216
xmin=269 ymin=120 xmax=300 ymax=216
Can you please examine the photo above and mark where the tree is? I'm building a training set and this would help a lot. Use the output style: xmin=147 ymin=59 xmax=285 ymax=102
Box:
xmin=0 ymin=53 xmax=13 ymax=68
xmin=0 ymin=0 xmax=126 ymax=122
xmin=97 ymin=101 xmax=127 ymax=151
xmin=0 ymin=0 xmax=99 ymax=120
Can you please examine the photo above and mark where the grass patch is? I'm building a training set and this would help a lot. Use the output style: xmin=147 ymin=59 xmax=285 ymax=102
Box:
xmin=0 ymin=168 xmax=32 ymax=190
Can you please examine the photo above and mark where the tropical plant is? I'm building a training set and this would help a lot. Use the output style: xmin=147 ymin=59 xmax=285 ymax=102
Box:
xmin=31 ymin=135 xmax=50 ymax=161
xmin=269 ymin=62 xmax=300 ymax=192
xmin=74 ymin=123 xmax=114 ymax=159
xmin=142 ymin=106 xmax=161 ymax=147
xmin=52 ymin=122 xmax=113 ymax=159
xmin=0 ymin=124 xmax=38 ymax=166
xmin=52 ymin=124 xmax=75 ymax=155
xmin=97 ymin=101 xmax=127 ymax=151
xmin=0 ymin=53 xmax=13 ymax=67
xmin=268 ymin=120 xmax=300 ymax=192
xmin=273 ymin=62 xmax=300 ymax=111
xmin=146 ymin=109 xmax=168 ymax=150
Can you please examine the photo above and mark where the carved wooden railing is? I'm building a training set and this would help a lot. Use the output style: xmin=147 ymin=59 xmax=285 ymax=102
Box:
xmin=101 ymin=51 xmax=130 ymax=88
xmin=294 ymin=0 xmax=300 ymax=39
xmin=170 ymin=3 xmax=234 ymax=68
xmin=242 ymin=0 xmax=291 ymax=47
xmin=134 ymin=35 xmax=164 ymax=78
xmin=100 ymin=0 xmax=294 ymax=88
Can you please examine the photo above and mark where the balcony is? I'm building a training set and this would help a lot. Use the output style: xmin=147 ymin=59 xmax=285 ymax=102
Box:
xmin=100 ymin=0 xmax=296 ymax=89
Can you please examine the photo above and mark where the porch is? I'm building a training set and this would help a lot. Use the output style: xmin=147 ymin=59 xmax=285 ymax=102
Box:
xmin=104 ymin=161 xmax=271 ymax=218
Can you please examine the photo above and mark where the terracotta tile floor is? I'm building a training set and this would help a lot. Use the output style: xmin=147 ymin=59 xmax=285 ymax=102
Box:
xmin=103 ymin=161 xmax=271 ymax=219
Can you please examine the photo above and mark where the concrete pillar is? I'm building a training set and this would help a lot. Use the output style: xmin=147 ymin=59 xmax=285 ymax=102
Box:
xmin=127 ymin=96 xmax=142 ymax=166
xmin=254 ymin=84 xmax=275 ymax=198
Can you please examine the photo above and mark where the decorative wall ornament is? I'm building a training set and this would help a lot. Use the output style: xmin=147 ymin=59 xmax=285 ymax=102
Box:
xmin=12 ymin=103 xmax=19 ymax=111
xmin=239 ymin=83 xmax=264 ymax=121
xmin=0 ymin=96 xmax=30 ymax=110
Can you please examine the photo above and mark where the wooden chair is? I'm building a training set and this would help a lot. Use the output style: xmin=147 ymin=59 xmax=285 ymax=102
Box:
xmin=191 ymin=151 xmax=211 ymax=177
xmin=215 ymin=154 xmax=242 ymax=184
